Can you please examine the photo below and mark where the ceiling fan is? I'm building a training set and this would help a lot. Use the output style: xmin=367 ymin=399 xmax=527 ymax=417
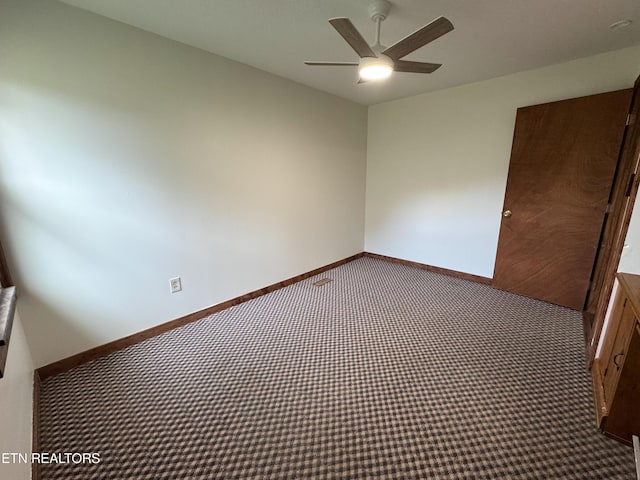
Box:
xmin=305 ymin=0 xmax=453 ymax=83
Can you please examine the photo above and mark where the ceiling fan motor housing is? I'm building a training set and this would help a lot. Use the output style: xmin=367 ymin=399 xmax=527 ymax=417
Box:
xmin=368 ymin=0 xmax=391 ymax=22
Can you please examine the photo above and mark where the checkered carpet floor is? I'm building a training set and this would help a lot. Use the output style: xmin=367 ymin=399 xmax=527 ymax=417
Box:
xmin=39 ymin=257 xmax=636 ymax=479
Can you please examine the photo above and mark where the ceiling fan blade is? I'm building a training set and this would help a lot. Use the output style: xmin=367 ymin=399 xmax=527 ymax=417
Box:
xmin=329 ymin=18 xmax=376 ymax=58
xmin=382 ymin=16 xmax=453 ymax=60
xmin=304 ymin=61 xmax=359 ymax=66
xmin=393 ymin=60 xmax=442 ymax=74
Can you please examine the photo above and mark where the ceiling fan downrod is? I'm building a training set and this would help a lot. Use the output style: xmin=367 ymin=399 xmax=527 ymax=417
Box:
xmin=368 ymin=0 xmax=391 ymax=48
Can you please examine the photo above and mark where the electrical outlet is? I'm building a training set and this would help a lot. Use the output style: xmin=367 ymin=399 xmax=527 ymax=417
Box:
xmin=169 ymin=277 xmax=182 ymax=294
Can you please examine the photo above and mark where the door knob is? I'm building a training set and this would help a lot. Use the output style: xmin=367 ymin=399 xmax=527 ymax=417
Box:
xmin=503 ymin=210 xmax=512 ymax=218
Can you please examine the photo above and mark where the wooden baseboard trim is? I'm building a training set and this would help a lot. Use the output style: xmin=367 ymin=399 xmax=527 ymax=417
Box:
xmin=32 ymin=370 xmax=41 ymax=480
xmin=37 ymin=253 xmax=364 ymax=380
xmin=363 ymin=252 xmax=492 ymax=285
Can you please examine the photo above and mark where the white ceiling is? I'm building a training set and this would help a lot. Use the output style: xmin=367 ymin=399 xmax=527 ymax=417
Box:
xmin=58 ymin=0 xmax=640 ymax=105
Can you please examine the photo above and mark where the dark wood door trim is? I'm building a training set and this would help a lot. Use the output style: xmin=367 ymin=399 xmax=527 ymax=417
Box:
xmin=588 ymin=78 xmax=640 ymax=364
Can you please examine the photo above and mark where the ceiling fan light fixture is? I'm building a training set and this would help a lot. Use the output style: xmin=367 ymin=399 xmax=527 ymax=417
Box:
xmin=359 ymin=55 xmax=393 ymax=80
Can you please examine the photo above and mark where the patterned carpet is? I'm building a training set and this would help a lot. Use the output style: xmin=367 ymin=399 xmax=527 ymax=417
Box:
xmin=39 ymin=257 xmax=636 ymax=479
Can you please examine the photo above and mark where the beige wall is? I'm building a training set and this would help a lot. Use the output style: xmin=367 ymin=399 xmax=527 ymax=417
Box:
xmin=0 ymin=0 xmax=368 ymax=367
xmin=365 ymin=45 xmax=640 ymax=277
xmin=0 ymin=312 xmax=34 ymax=480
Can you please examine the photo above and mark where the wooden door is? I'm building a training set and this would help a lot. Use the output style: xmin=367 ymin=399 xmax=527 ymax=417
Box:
xmin=493 ymin=90 xmax=632 ymax=310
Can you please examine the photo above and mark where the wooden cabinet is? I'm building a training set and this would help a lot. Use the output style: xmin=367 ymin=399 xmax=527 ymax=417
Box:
xmin=591 ymin=273 xmax=640 ymax=444
xmin=603 ymin=295 xmax=637 ymax=403
xmin=606 ymin=326 xmax=640 ymax=444
xmin=592 ymin=273 xmax=640 ymax=444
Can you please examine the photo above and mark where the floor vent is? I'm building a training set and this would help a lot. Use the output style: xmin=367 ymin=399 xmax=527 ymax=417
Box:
xmin=312 ymin=278 xmax=332 ymax=287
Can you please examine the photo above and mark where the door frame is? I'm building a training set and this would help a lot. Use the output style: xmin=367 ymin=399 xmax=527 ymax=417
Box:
xmin=587 ymin=76 xmax=640 ymax=365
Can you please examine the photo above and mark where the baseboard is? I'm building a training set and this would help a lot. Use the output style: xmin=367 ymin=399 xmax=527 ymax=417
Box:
xmin=37 ymin=253 xmax=364 ymax=380
xmin=363 ymin=252 xmax=493 ymax=285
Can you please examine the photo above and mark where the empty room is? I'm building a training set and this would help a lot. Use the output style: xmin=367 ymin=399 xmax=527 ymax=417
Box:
xmin=2 ymin=0 xmax=640 ymax=478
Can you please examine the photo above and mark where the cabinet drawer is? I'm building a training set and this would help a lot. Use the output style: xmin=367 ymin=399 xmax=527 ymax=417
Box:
xmin=603 ymin=299 xmax=637 ymax=405
xmin=604 ymin=323 xmax=640 ymax=443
